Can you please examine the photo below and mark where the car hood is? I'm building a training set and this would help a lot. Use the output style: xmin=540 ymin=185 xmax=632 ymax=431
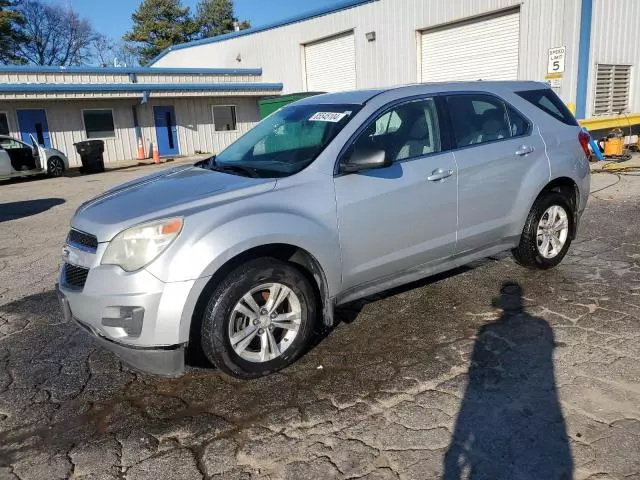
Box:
xmin=71 ymin=165 xmax=276 ymax=242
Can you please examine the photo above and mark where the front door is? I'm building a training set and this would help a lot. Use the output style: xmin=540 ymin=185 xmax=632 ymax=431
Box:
xmin=17 ymin=109 xmax=50 ymax=147
xmin=153 ymin=106 xmax=179 ymax=156
xmin=335 ymin=97 xmax=458 ymax=291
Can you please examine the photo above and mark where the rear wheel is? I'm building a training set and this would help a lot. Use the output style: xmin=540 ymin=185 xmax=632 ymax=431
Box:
xmin=47 ymin=157 xmax=65 ymax=177
xmin=200 ymin=258 xmax=316 ymax=379
xmin=512 ymin=192 xmax=573 ymax=269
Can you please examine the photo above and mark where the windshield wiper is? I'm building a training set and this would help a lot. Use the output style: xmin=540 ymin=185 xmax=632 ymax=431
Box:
xmin=211 ymin=161 xmax=261 ymax=178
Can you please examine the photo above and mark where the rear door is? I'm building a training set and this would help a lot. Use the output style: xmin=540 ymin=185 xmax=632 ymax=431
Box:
xmin=446 ymin=93 xmax=548 ymax=254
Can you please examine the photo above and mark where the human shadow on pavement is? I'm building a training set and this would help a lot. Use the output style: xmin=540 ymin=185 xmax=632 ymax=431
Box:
xmin=443 ymin=282 xmax=573 ymax=480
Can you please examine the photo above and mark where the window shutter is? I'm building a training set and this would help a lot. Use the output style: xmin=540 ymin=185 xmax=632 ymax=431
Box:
xmin=594 ymin=64 xmax=631 ymax=116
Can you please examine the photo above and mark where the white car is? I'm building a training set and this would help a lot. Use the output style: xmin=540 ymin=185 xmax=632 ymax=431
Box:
xmin=0 ymin=134 xmax=69 ymax=180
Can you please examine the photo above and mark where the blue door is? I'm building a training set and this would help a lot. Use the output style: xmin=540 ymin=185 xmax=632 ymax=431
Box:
xmin=153 ymin=106 xmax=179 ymax=156
xmin=17 ymin=109 xmax=51 ymax=147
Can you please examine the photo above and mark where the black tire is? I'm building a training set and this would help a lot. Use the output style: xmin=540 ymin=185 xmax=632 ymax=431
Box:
xmin=200 ymin=258 xmax=317 ymax=379
xmin=512 ymin=192 xmax=574 ymax=269
xmin=47 ymin=156 xmax=65 ymax=177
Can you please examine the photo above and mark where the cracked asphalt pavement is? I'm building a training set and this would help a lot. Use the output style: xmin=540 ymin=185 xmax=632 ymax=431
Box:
xmin=0 ymin=165 xmax=639 ymax=479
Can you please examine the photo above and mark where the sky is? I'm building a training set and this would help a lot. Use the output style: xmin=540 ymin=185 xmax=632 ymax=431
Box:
xmin=45 ymin=0 xmax=344 ymax=42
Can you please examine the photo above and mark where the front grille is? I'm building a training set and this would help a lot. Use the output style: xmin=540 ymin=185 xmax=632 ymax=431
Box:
xmin=67 ymin=229 xmax=98 ymax=251
xmin=62 ymin=263 xmax=89 ymax=289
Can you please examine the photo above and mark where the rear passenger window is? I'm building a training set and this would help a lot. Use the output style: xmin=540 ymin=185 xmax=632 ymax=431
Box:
xmin=447 ymin=95 xmax=512 ymax=147
xmin=506 ymin=105 xmax=529 ymax=137
xmin=516 ymin=89 xmax=578 ymax=126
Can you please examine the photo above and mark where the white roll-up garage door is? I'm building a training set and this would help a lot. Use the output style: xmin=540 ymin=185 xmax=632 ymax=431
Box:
xmin=305 ymin=32 xmax=356 ymax=92
xmin=420 ymin=10 xmax=520 ymax=83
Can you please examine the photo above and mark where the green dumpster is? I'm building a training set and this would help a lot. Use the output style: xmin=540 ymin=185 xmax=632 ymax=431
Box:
xmin=258 ymin=92 xmax=324 ymax=119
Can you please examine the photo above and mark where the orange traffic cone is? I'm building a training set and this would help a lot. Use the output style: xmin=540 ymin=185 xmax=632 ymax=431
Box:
xmin=137 ymin=137 xmax=145 ymax=160
xmin=152 ymin=143 xmax=160 ymax=164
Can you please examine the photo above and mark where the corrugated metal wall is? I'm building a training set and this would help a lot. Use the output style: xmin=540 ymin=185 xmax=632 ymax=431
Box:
xmin=138 ymin=97 xmax=259 ymax=159
xmin=154 ymin=0 xmax=584 ymax=106
xmin=0 ymin=97 xmax=260 ymax=167
xmin=588 ymin=0 xmax=640 ymax=117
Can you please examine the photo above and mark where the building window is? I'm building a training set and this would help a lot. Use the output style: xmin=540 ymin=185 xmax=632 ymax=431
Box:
xmin=594 ymin=64 xmax=632 ymax=116
xmin=212 ymin=105 xmax=237 ymax=131
xmin=82 ymin=109 xmax=115 ymax=138
xmin=0 ymin=113 xmax=9 ymax=136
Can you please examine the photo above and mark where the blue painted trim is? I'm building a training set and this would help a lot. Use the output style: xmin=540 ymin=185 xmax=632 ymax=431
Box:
xmin=150 ymin=0 xmax=380 ymax=65
xmin=575 ymin=0 xmax=593 ymax=119
xmin=0 ymin=66 xmax=262 ymax=76
xmin=0 ymin=83 xmax=283 ymax=93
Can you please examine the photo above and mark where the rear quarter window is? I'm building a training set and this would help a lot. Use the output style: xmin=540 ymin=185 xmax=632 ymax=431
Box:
xmin=516 ymin=89 xmax=579 ymax=126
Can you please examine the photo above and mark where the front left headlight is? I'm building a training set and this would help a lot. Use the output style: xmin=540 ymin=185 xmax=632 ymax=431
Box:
xmin=101 ymin=217 xmax=183 ymax=272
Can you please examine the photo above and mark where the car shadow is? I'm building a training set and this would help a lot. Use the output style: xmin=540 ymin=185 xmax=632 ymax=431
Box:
xmin=442 ymin=282 xmax=573 ymax=480
xmin=0 ymin=198 xmax=65 ymax=222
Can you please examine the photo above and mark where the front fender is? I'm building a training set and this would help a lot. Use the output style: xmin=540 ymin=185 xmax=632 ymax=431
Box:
xmin=146 ymin=212 xmax=342 ymax=297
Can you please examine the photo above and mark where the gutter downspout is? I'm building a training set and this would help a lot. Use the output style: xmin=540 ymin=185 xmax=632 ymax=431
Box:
xmin=575 ymin=0 xmax=593 ymax=120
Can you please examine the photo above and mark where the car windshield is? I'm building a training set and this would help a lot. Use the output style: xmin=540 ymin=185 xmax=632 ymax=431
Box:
xmin=209 ymin=103 xmax=361 ymax=178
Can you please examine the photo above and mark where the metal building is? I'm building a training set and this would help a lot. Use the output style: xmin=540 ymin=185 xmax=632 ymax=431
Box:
xmin=152 ymin=0 xmax=639 ymax=132
xmin=0 ymin=66 xmax=282 ymax=166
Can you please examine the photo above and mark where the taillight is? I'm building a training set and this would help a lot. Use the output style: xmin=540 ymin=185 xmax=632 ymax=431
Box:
xmin=578 ymin=130 xmax=591 ymax=158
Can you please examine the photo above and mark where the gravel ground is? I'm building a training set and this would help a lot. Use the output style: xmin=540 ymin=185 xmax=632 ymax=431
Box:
xmin=0 ymin=164 xmax=638 ymax=480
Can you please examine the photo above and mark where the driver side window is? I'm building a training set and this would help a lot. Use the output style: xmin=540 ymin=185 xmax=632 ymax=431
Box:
xmin=348 ymin=97 xmax=441 ymax=164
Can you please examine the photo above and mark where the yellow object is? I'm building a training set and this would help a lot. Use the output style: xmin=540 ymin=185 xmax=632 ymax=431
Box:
xmin=603 ymin=137 xmax=624 ymax=156
xmin=567 ymin=103 xmax=576 ymax=115
xmin=579 ymin=114 xmax=640 ymax=131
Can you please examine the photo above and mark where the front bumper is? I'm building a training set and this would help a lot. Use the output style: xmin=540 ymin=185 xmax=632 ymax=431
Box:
xmin=57 ymin=284 xmax=185 ymax=376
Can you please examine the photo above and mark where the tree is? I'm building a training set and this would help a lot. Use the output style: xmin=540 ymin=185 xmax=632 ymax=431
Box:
xmin=195 ymin=0 xmax=250 ymax=38
xmin=16 ymin=1 xmax=98 ymax=66
xmin=0 ymin=0 xmax=26 ymax=64
xmin=124 ymin=0 xmax=198 ymax=66
xmin=92 ymin=35 xmax=139 ymax=67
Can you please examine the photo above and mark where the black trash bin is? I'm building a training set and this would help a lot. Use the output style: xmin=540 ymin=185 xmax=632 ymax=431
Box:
xmin=74 ymin=140 xmax=105 ymax=173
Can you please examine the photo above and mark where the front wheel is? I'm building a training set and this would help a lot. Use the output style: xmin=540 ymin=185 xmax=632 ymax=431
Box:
xmin=200 ymin=258 xmax=317 ymax=379
xmin=512 ymin=192 xmax=573 ymax=269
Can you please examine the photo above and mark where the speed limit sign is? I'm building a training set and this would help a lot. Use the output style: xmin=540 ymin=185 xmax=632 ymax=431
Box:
xmin=548 ymin=46 xmax=566 ymax=74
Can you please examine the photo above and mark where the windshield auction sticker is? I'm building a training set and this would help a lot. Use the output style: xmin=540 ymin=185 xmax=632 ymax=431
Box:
xmin=309 ymin=112 xmax=348 ymax=122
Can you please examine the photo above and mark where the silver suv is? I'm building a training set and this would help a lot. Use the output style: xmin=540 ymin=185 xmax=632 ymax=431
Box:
xmin=57 ymin=82 xmax=590 ymax=378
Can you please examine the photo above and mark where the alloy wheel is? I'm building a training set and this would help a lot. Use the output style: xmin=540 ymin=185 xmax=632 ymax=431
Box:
xmin=536 ymin=205 xmax=569 ymax=259
xmin=227 ymin=282 xmax=302 ymax=363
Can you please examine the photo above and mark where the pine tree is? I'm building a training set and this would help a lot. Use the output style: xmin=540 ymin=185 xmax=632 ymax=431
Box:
xmin=124 ymin=0 xmax=198 ymax=66
xmin=196 ymin=0 xmax=250 ymax=38
xmin=0 ymin=0 xmax=26 ymax=64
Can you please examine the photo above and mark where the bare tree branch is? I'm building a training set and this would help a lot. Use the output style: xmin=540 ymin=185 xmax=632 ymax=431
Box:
xmin=16 ymin=1 xmax=98 ymax=66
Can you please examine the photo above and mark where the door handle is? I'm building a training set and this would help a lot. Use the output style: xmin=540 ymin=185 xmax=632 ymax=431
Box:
xmin=427 ymin=168 xmax=454 ymax=182
xmin=515 ymin=145 xmax=534 ymax=156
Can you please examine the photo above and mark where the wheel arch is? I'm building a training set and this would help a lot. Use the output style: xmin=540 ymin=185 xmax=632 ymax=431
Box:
xmin=536 ymin=177 xmax=580 ymax=238
xmin=187 ymin=243 xmax=334 ymax=360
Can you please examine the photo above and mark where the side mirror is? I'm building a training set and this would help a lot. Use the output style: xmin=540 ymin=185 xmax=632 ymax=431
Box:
xmin=341 ymin=148 xmax=391 ymax=173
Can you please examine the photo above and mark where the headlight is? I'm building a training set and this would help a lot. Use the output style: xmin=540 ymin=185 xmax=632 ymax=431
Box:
xmin=101 ymin=218 xmax=183 ymax=272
